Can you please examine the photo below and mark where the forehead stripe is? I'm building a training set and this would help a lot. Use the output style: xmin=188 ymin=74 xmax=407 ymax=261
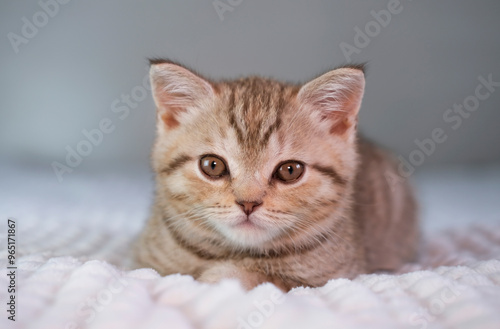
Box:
xmin=228 ymin=90 xmax=245 ymax=145
xmin=227 ymin=81 xmax=287 ymax=148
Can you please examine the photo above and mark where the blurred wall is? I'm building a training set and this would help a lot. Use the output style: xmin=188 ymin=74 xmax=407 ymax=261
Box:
xmin=1 ymin=0 xmax=499 ymax=172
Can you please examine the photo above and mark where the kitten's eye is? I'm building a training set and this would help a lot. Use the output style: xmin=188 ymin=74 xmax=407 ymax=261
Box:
xmin=274 ymin=161 xmax=304 ymax=182
xmin=200 ymin=155 xmax=228 ymax=178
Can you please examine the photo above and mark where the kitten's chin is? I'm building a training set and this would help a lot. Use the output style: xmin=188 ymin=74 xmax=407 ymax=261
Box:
xmin=215 ymin=216 xmax=279 ymax=247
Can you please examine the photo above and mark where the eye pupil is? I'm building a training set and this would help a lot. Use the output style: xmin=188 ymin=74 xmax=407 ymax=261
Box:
xmin=211 ymin=161 xmax=216 ymax=170
xmin=287 ymin=166 xmax=293 ymax=175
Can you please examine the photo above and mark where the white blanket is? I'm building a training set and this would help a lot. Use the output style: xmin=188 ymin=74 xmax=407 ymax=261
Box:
xmin=1 ymin=164 xmax=500 ymax=329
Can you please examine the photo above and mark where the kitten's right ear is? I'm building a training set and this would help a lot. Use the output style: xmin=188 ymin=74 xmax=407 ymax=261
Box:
xmin=149 ymin=60 xmax=215 ymax=128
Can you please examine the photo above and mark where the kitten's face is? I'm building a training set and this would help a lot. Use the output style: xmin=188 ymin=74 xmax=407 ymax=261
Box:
xmin=150 ymin=62 xmax=365 ymax=249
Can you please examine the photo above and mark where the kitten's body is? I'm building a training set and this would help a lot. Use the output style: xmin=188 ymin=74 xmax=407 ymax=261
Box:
xmin=135 ymin=62 xmax=418 ymax=291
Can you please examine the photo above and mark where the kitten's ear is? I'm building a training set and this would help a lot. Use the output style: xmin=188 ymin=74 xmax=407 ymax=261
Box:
xmin=149 ymin=61 xmax=215 ymax=128
xmin=297 ymin=66 xmax=365 ymax=137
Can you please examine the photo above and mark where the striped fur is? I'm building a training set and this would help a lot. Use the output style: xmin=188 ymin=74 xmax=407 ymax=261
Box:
xmin=134 ymin=61 xmax=419 ymax=291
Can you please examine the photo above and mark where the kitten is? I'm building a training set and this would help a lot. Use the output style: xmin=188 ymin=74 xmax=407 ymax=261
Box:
xmin=134 ymin=60 xmax=418 ymax=291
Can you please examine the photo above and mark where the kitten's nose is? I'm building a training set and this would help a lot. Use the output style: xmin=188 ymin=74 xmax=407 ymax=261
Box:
xmin=236 ymin=200 xmax=262 ymax=215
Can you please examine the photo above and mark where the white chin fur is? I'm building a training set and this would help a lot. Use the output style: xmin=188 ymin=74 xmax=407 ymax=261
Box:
xmin=214 ymin=219 xmax=280 ymax=247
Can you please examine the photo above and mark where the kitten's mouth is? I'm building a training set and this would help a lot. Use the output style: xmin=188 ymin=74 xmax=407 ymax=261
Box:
xmin=233 ymin=217 xmax=262 ymax=230
xmin=220 ymin=215 xmax=279 ymax=246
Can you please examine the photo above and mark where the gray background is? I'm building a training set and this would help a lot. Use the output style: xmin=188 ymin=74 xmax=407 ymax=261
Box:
xmin=1 ymin=0 xmax=499 ymax=174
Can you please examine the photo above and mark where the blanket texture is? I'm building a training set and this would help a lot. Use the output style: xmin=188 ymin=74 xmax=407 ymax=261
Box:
xmin=1 ymin=164 xmax=499 ymax=329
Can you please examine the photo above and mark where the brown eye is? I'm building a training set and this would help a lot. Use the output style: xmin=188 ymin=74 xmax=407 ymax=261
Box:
xmin=275 ymin=161 xmax=304 ymax=182
xmin=200 ymin=155 xmax=228 ymax=178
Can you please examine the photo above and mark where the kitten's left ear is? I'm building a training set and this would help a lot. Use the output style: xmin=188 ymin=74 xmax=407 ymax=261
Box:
xmin=297 ymin=66 xmax=365 ymax=138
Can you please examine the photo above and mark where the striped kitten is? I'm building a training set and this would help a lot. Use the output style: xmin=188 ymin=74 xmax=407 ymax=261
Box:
xmin=134 ymin=60 xmax=418 ymax=291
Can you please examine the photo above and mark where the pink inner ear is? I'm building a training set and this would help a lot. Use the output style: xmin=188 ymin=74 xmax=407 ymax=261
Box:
xmin=299 ymin=69 xmax=364 ymax=136
xmin=329 ymin=114 xmax=356 ymax=135
xmin=150 ymin=63 xmax=215 ymax=129
xmin=159 ymin=109 xmax=181 ymax=128
xmin=309 ymin=89 xmax=360 ymax=135
xmin=153 ymin=87 xmax=187 ymax=128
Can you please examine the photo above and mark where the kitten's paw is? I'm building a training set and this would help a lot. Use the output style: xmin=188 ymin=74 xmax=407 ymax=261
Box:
xmin=197 ymin=263 xmax=265 ymax=290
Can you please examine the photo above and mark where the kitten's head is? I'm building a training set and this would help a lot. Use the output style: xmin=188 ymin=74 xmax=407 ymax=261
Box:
xmin=150 ymin=60 xmax=365 ymax=251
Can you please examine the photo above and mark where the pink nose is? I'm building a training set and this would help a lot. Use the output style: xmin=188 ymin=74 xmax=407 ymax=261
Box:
xmin=236 ymin=201 xmax=262 ymax=215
